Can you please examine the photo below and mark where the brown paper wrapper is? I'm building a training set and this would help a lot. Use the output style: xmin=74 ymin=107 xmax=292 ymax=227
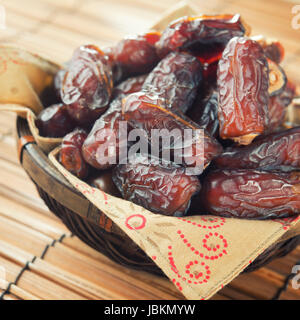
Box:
xmin=2 ymin=2 xmax=300 ymax=299
xmin=0 ymin=45 xmax=62 ymax=152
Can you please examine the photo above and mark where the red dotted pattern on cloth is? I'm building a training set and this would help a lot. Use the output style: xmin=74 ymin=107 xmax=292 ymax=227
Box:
xmin=272 ymin=216 xmax=300 ymax=230
xmin=177 ymin=217 xmax=226 ymax=229
xmin=168 ymin=246 xmax=211 ymax=290
xmin=177 ymin=230 xmax=228 ymax=260
xmin=75 ymin=182 xmax=108 ymax=204
xmin=165 ymin=217 xmax=228 ymax=293
xmin=125 ymin=214 xmax=147 ymax=230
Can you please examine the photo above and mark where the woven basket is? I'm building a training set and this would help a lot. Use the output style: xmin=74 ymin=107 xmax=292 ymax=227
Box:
xmin=16 ymin=116 xmax=300 ymax=275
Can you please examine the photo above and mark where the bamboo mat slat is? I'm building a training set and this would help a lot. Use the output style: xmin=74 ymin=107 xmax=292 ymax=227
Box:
xmin=0 ymin=0 xmax=299 ymax=300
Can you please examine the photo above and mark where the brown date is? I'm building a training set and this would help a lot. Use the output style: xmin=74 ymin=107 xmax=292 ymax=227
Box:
xmin=264 ymin=41 xmax=284 ymax=64
xmin=88 ymin=171 xmax=121 ymax=197
xmin=60 ymin=128 xmax=90 ymax=179
xmin=217 ymin=37 xmax=269 ymax=145
xmin=54 ymin=68 xmax=66 ymax=100
xmin=252 ymin=36 xmax=284 ymax=64
xmin=35 ymin=103 xmax=75 ymax=138
xmin=82 ymin=99 xmax=125 ymax=170
xmin=112 ymin=74 xmax=147 ymax=99
xmin=201 ymin=169 xmax=300 ymax=219
xmin=267 ymin=81 xmax=295 ymax=131
xmin=61 ymin=45 xmax=113 ymax=126
xmin=122 ymin=92 xmax=222 ymax=172
xmin=187 ymin=90 xmax=219 ymax=137
xmin=106 ymin=34 xmax=160 ymax=81
xmin=214 ymin=126 xmax=300 ymax=172
xmin=142 ymin=52 xmax=203 ymax=113
xmin=156 ymin=14 xmax=249 ymax=59
xmin=113 ymin=155 xmax=201 ymax=216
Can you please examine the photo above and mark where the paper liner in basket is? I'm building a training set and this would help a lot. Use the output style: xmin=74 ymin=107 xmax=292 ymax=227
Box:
xmin=49 ymin=147 xmax=300 ymax=300
xmin=0 ymin=45 xmax=62 ymax=153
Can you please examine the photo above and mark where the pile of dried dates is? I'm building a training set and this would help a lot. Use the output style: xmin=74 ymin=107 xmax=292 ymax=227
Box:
xmin=36 ymin=14 xmax=300 ymax=220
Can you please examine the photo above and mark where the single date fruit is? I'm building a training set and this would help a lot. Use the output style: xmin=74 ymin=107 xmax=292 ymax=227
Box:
xmin=35 ymin=103 xmax=75 ymax=138
xmin=113 ymin=155 xmax=201 ymax=216
xmin=267 ymin=81 xmax=295 ymax=131
xmin=112 ymin=74 xmax=148 ymax=99
xmin=217 ymin=37 xmax=269 ymax=145
xmin=88 ymin=171 xmax=121 ymax=197
xmin=107 ymin=34 xmax=160 ymax=80
xmin=201 ymin=169 xmax=300 ymax=219
xmin=60 ymin=128 xmax=90 ymax=179
xmin=142 ymin=52 xmax=203 ymax=113
xmin=82 ymin=99 xmax=125 ymax=170
xmin=156 ymin=14 xmax=250 ymax=59
xmin=252 ymin=35 xmax=284 ymax=64
xmin=187 ymin=90 xmax=219 ymax=137
xmin=122 ymin=92 xmax=222 ymax=172
xmin=214 ymin=126 xmax=300 ymax=172
xmin=267 ymin=58 xmax=287 ymax=97
xmin=61 ymin=44 xmax=113 ymax=126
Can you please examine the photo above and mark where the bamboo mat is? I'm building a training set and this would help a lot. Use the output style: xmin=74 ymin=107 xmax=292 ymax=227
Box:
xmin=0 ymin=0 xmax=300 ymax=300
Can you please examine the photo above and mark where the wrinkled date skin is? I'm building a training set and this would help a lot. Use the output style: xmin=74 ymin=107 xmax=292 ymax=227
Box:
xmin=201 ymin=169 xmax=300 ymax=219
xmin=187 ymin=90 xmax=219 ymax=137
xmin=106 ymin=34 xmax=160 ymax=81
xmin=60 ymin=128 xmax=90 ymax=179
xmin=156 ymin=14 xmax=249 ymax=59
xmin=61 ymin=45 xmax=113 ymax=126
xmin=214 ymin=126 xmax=300 ymax=172
xmin=54 ymin=68 xmax=66 ymax=99
xmin=142 ymin=52 xmax=203 ymax=113
xmin=88 ymin=170 xmax=121 ymax=197
xmin=267 ymin=81 xmax=295 ymax=131
xmin=112 ymin=74 xmax=148 ymax=99
xmin=82 ymin=99 xmax=125 ymax=170
xmin=122 ymin=93 xmax=222 ymax=172
xmin=113 ymin=155 xmax=201 ymax=216
xmin=217 ymin=37 xmax=269 ymax=145
xmin=36 ymin=103 xmax=75 ymax=138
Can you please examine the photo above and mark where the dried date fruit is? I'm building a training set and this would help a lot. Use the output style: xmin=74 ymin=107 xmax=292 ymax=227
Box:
xmin=82 ymin=99 xmax=125 ymax=170
xmin=60 ymin=128 xmax=90 ymax=179
xmin=252 ymin=35 xmax=284 ymax=64
xmin=113 ymin=155 xmax=201 ymax=216
xmin=122 ymin=92 xmax=222 ymax=172
xmin=267 ymin=95 xmax=286 ymax=130
xmin=112 ymin=74 xmax=148 ymax=99
xmin=54 ymin=68 xmax=66 ymax=99
xmin=187 ymin=90 xmax=219 ymax=137
xmin=35 ymin=103 xmax=75 ymax=138
xmin=201 ymin=169 xmax=300 ymax=219
xmin=156 ymin=14 xmax=250 ymax=59
xmin=217 ymin=37 xmax=269 ymax=145
xmin=142 ymin=52 xmax=203 ymax=113
xmin=88 ymin=171 xmax=121 ymax=197
xmin=214 ymin=126 xmax=300 ymax=171
xmin=267 ymin=81 xmax=295 ymax=131
xmin=61 ymin=45 xmax=113 ymax=126
xmin=107 ymin=34 xmax=160 ymax=80
xmin=267 ymin=58 xmax=287 ymax=97
xmin=65 ymin=104 xmax=107 ymax=128
xmin=264 ymin=41 xmax=284 ymax=64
